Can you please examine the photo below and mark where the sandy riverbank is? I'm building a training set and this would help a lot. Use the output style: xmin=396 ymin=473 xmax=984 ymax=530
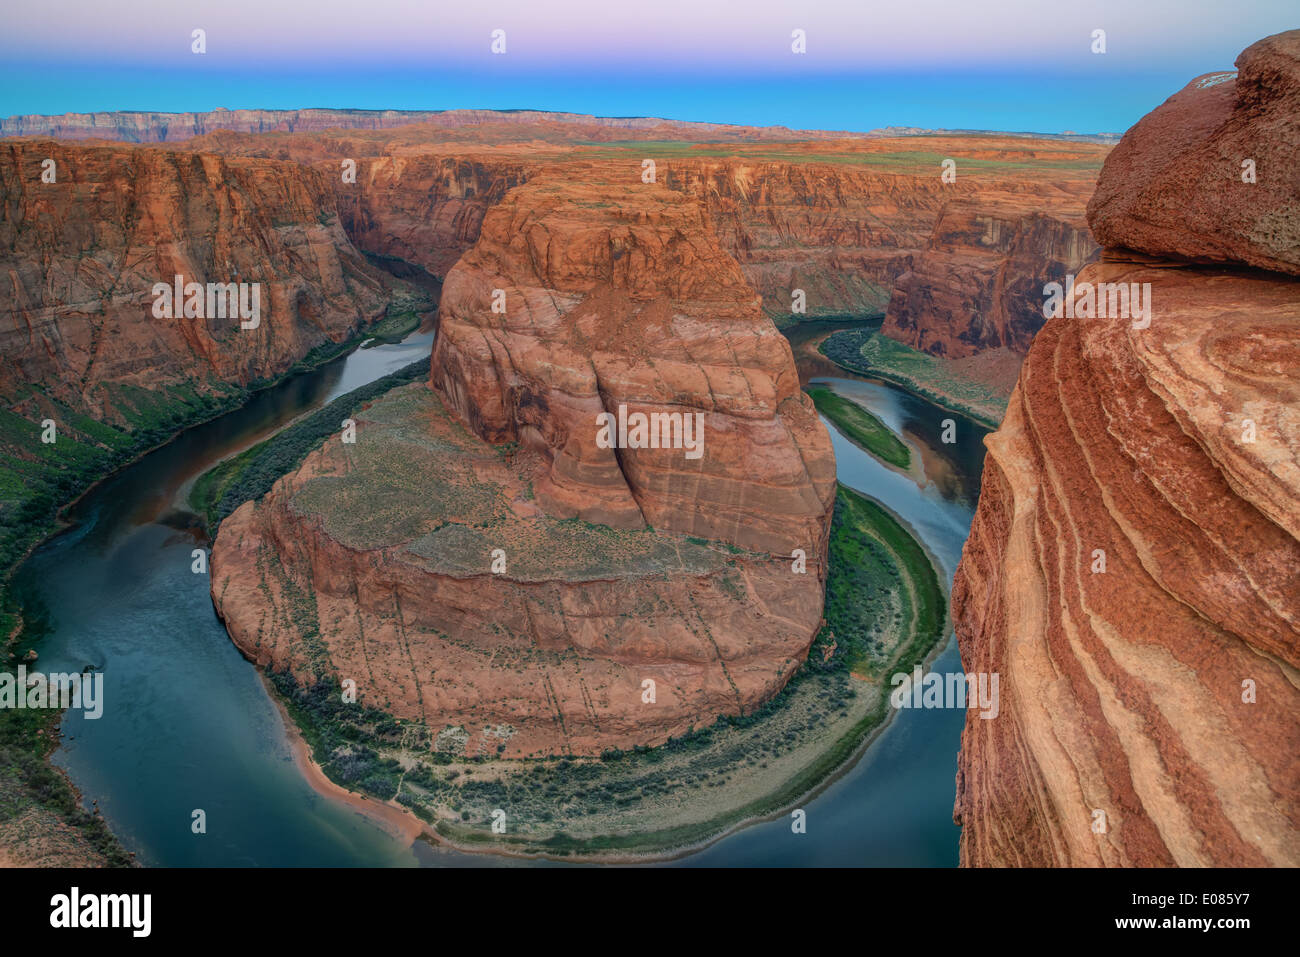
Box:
xmin=269 ymin=687 xmax=428 ymax=848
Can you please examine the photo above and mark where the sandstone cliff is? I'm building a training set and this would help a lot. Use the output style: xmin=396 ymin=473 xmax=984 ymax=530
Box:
xmin=140 ymin=122 xmax=1108 ymax=348
xmin=431 ymin=169 xmax=837 ymax=554
xmin=0 ymin=140 xmax=394 ymax=423
xmin=882 ymin=200 xmax=1098 ymax=357
xmin=952 ymin=31 xmax=1300 ymax=867
xmin=665 ymin=161 xmax=949 ymax=320
xmin=665 ymin=147 xmax=1105 ymax=337
xmin=332 ymin=156 xmax=528 ymax=280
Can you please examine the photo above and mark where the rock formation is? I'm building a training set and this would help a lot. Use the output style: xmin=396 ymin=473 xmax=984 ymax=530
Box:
xmin=882 ymin=199 xmax=1098 ymax=357
xmin=0 ymin=140 xmax=395 ymax=422
xmin=0 ymin=108 xmax=1125 ymax=765
xmin=1087 ymin=31 xmax=1299 ymax=277
xmin=332 ymin=156 xmax=527 ymax=281
xmin=665 ymin=161 xmax=951 ymax=320
xmin=666 ymin=145 xmax=1106 ymax=331
xmin=212 ymin=169 xmax=836 ymax=757
xmin=88 ymin=120 xmax=1107 ymax=339
xmin=431 ymin=169 xmax=836 ymax=553
xmin=212 ymin=382 xmax=830 ymax=758
xmin=952 ymin=30 xmax=1300 ymax=867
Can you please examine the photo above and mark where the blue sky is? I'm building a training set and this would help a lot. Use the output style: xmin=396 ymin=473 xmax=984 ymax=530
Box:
xmin=1 ymin=1 xmax=1294 ymax=133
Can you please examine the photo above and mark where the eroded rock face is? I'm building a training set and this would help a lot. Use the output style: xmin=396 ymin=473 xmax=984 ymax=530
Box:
xmin=882 ymin=201 xmax=1098 ymax=357
xmin=666 ymin=152 xmax=1104 ymax=336
xmin=431 ymin=169 xmax=837 ymax=555
xmin=953 ymin=36 xmax=1300 ymax=866
xmin=1087 ymin=30 xmax=1300 ymax=276
xmin=332 ymin=156 xmax=527 ymax=280
xmin=665 ymin=161 xmax=950 ymax=320
xmin=953 ymin=260 xmax=1299 ymax=866
xmin=0 ymin=140 xmax=390 ymax=420
xmin=135 ymin=122 xmax=1108 ymax=345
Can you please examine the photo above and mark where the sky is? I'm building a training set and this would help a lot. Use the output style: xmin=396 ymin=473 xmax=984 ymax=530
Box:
xmin=1 ymin=1 xmax=1295 ymax=133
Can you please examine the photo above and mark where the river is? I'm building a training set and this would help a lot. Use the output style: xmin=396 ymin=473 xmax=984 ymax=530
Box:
xmin=676 ymin=320 xmax=988 ymax=866
xmin=15 ymin=318 xmax=990 ymax=867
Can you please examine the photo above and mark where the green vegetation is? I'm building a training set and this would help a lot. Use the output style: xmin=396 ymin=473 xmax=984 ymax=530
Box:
xmin=821 ymin=328 xmax=1007 ymax=428
xmin=826 ymin=485 xmax=945 ymax=679
xmin=190 ymin=359 xmax=432 ymax=529
xmin=359 ymin=302 xmax=426 ymax=345
xmin=771 ymin=309 xmax=888 ymax=331
xmin=0 ymin=599 xmax=132 ymax=866
xmin=806 ymin=385 xmax=911 ymax=470
xmin=272 ymin=672 xmax=410 ymax=802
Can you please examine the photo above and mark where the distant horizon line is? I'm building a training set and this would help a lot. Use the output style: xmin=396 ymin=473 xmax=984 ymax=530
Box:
xmin=0 ymin=105 xmax=1124 ymax=141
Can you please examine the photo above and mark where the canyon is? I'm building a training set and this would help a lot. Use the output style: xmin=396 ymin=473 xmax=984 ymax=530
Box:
xmin=952 ymin=30 xmax=1300 ymax=867
xmin=1 ymin=49 xmax=1291 ymax=865
xmin=881 ymin=198 xmax=1098 ymax=357
xmin=1 ymin=109 xmax=1109 ymax=822
xmin=4 ymin=112 xmax=1109 ymax=355
xmin=190 ymin=127 xmax=1103 ymax=757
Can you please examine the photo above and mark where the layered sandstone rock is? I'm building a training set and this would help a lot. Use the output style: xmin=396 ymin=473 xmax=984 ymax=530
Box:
xmin=135 ymin=121 xmax=1108 ymax=340
xmin=431 ymin=170 xmax=836 ymax=554
xmin=332 ymin=156 xmax=527 ymax=280
xmin=882 ymin=200 xmax=1098 ymax=357
xmin=0 ymin=140 xmax=394 ymax=421
xmin=666 ymin=149 xmax=1105 ymax=332
xmin=665 ymin=161 xmax=949 ymax=320
xmin=953 ymin=33 xmax=1300 ymax=866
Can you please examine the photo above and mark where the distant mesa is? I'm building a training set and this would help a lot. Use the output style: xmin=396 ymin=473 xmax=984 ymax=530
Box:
xmin=0 ymin=107 xmax=1121 ymax=146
